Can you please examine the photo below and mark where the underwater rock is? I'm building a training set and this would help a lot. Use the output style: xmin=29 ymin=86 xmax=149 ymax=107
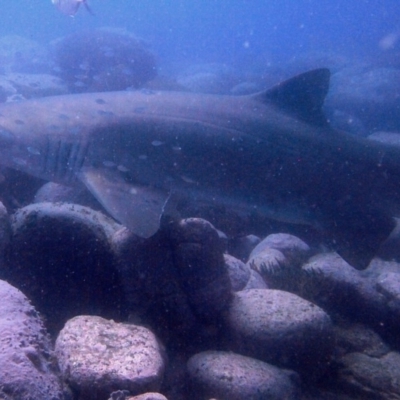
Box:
xmin=333 ymin=321 xmax=390 ymax=358
xmin=224 ymin=252 xmax=268 ymax=291
xmin=300 ymin=388 xmax=362 ymax=400
xmin=0 ymin=72 xmax=66 ymax=103
xmin=0 ymin=75 xmax=18 ymax=101
xmin=227 ymin=289 xmax=334 ymax=379
xmin=326 ymin=108 xmax=368 ymax=136
xmin=0 ymin=279 xmax=64 ymax=399
xmin=112 ymin=218 xmax=232 ymax=350
xmin=0 ymin=168 xmax=46 ymax=213
xmin=56 ymin=315 xmax=166 ymax=399
xmin=167 ymin=218 xmax=233 ymax=326
xmin=108 ymin=390 xmax=131 ymax=400
xmin=377 ymin=217 xmax=400 ymax=262
xmin=224 ymin=247 xmax=267 ymax=292
xmin=51 ymin=28 xmax=157 ymax=93
xmin=34 ymin=181 xmax=105 ymax=212
xmin=249 ymin=233 xmax=312 ymax=263
xmin=248 ymin=247 xmax=288 ymax=278
xmin=303 ymin=253 xmax=389 ymax=329
xmin=4 ymin=72 xmax=67 ymax=99
xmin=246 ymin=234 xmax=314 ymax=292
xmin=4 ymin=202 xmax=125 ymax=334
xmin=112 ymin=226 xmax=201 ymax=349
xmin=227 ymin=234 xmax=261 ymax=262
xmin=373 ymin=269 xmax=400 ymax=336
xmin=0 ymin=35 xmax=51 ymax=74
xmin=177 ymin=199 xmax=253 ymax=238
xmin=187 ymin=351 xmax=300 ymax=400
xmin=0 ymin=201 xmax=10 ymax=267
xmin=177 ymin=63 xmax=239 ymax=94
xmin=242 ymin=268 xmax=268 ymax=290
xmin=125 ymin=393 xmax=168 ymax=400
xmin=325 ymin=66 xmax=400 ymax=133
xmin=376 ymin=271 xmax=400 ymax=305
xmin=224 ymin=254 xmax=251 ymax=291
xmin=337 ymin=351 xmax=400 ymax=399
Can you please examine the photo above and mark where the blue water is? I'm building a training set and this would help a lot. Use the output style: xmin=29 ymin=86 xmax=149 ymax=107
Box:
xmin=3 ymin=0 xmax=400 ymax=70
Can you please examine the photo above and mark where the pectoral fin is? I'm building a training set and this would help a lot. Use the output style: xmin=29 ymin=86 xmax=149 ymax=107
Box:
xmin=79 ymin=167 xmax=172 ymax=238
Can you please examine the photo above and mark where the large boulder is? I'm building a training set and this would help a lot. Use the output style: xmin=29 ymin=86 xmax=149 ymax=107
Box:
xmin=4 ymin=202 xmax=125 ymax=334
xmin=51 ymin=28 xmax=157 ymax=93
xmin=0 ymin=35 xmax=50 ymax=74
xmin=325 ymin=66 xmax=400 ymax=133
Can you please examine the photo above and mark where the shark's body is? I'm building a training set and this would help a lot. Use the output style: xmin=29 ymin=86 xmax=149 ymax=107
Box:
xmin=0 ymin=69 xmax=399 ymax=269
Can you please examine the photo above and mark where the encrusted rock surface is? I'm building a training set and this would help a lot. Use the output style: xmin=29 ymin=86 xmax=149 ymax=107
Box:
xmin=337 ymin=351 xmax=400 ymax=399
xmin=51 ymin=28 xmax=157 ymax=93
xmin=34 ymin=182 xmax=105 ymax=212
xmin=303 ymin=253 xmax=389 ymax=327
xmin=224 ymin=254 xmax=251 ymax=291
xmin=249 ymin=233 xmax=311 ymax=263
xmin=126 ymin=393 xmax=168 ymax=400
xmin=187 ymin=351 xmax=300 ymax=400
xmin=227 ymin=288 xmax=334 ymax=378
xmin=56 ymin=315 xmax=166 ymax=399
xmin=0 ymin=279 xmax=64 ymax=399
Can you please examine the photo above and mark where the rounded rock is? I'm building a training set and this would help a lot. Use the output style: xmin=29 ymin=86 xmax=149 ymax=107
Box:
xmin=248 ymin=247 xmax=287 ymax=276
xmin=227 ymin=234 xmax=261 ymax=262
xmin=6 ymin=202 xmax=125 ymax=333
xmin=243 ymin=269 xmax=268 ymax=290
xmin=250 ymin=233 xmax=311 ymax=263
xmin=0 ymin=200 xmax=10 ymax=266
xmin=52 ymin=28 xmax=157 ymax=93
xmin=126 ymin=393 xmax=168 ymax=400
xmin=34 ymin=182 xmax=104 ymax=212
xmin=224 ymin=254 xmax=251 ymax=292
xmin=337 ymin=351 xmax=400 ymax=399
xmin=227 ymin=289 xmax=334 ymax=378
xmin=187 ymin=350 xmax=300 ymax=400
xmin=56 ymin=315 xmax=166 ymax=399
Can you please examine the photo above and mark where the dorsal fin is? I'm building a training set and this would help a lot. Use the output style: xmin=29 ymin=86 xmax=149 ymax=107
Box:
xmin=252 ymin=68 xmax=331 ymax=127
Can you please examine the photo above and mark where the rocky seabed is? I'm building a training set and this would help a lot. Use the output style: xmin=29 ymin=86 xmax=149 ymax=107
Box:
xmin=0 ymin=193 xmax=400 ymax=400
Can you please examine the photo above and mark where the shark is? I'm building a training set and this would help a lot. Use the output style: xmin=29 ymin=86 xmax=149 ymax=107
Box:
xmin=0 ymin=68 xmax=399 ymax=270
